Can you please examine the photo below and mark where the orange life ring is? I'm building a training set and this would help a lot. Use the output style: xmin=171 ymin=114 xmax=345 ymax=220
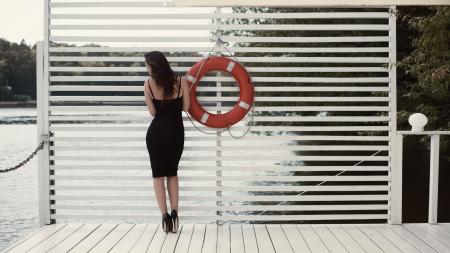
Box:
xmin=185 ymin=56 xmax=254 ymax=129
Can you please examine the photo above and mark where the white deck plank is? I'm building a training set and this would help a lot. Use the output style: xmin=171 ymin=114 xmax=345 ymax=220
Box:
xmin=326 ymin=225 xmax=364 ymax=253
xmin=217 ymin=224 xmax=230 ymax=253
xmin=230 ymin=224 xmax=245 ymax=253
xmin=282 ymin=224 xmax=311 ymax=252
xmin=371 ymin=224 xmax=421 ymax=253
xmin=388 ymin=224 xmax=438 ymax=253
xmin=175 ymin=224 xmax=195 ymax=253
xmin=47 ymin=224 xmax=101 ymax=253
xmin=439 ymin=224 xmax=450 ymax=231
xmin=5 ymin=224 xmax=67 ymax=253
xmin=266 ymin=224 xmax=294 ymax=253
xmin=297 ymin=225 xmax=329 ymax=253
xmin=242 ymin=224 xmax=259 ymax=253
xmin=312 ymin=225 xmax=348 ymax=253
xmin=254 ymin=225 xmax=276 ymax=253
xmin=202 ymin=224 xmax=217 ymax=253
xmin=147 ymin=225 xmax=168 ymax=252
xmin=129 ymin=224 xmax=159 ymax=253
xmin=342 ymin=224 xmax=383 ymax=253
xmin=403 ymin=223 xmax=450 ymax=252
xmin=27 ymin=223 xmax=84 ymax=253
xmin=89 ymin=223 xmax=135 ymax=253
xmin=188 ymin=224 xmax=205 ymax=253
xmin=2 ymin=226 xmax=48 ymax=253
xmin=108 ymin=224 xmax=148 ymax=253
xmin=6 ymin=223 xmax=450 ymax=253
xmin=68 ymin=223 xmax=118 ymax=252
xmin=414 ymin=223 xmax=450 ymax=248
xmin=435 ymin=224 xmax=450 ymax=236
xmin=161 ymin=226 xmax=183 ymax=253
xmin=357 ymin=224 xmax=402 ymax=253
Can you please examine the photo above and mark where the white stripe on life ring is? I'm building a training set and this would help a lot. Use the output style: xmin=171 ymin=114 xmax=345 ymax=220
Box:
xmin=200 ymin=112 xmax=209 ymax=124
xmin=238 ymin=101 xmax=250 ymax=110
xmin=226 ymin=61 xmax=235 ymax=72
xmin=185 ymin=74 xmax=196 ymax=83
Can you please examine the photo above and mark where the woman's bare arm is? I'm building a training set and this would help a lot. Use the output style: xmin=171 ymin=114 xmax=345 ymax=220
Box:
xmin=181 ymin=76 xmax=190 ymax=112
xmin=143 ymin=80 xmax=156 ymax=117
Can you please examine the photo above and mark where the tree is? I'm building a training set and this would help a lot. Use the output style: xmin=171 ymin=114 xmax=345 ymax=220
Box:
xmin=397 ymin=6 xmax=449 ymax=158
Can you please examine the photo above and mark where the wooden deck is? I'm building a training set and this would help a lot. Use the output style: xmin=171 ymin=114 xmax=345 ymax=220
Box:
xmin=3 ymin=223 xmax=450 ymax=253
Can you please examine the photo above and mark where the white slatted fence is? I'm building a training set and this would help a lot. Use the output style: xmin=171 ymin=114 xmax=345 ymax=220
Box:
xmin=38 ymin=0 xmax=396 ymax=224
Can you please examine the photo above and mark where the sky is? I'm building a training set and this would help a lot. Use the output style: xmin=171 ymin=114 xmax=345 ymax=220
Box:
xmin=0 ymin=0 xmax=44 ymax=46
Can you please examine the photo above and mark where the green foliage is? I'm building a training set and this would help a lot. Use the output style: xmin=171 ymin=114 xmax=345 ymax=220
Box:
xmin=397 ymin=6 xmax=449 ymax=159
xmin=397 ymin=7 xmax=450 ymax=131
xmin=0 ymin=38 xmax=36 ymax=100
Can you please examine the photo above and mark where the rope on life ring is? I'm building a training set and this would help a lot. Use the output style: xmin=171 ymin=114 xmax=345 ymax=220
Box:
xmin=184 ymin=37 xmax=255 ymax=139
xmin=186 ymin=56 xmax=254 ymax=129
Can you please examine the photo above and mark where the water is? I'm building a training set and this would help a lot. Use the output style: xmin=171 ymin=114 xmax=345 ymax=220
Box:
xmin=0 ymin=108 xmax=40 ymax=252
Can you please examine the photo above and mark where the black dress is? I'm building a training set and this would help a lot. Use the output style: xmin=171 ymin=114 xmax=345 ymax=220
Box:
xmin=146 ymin=76 xmax=184 ymax=178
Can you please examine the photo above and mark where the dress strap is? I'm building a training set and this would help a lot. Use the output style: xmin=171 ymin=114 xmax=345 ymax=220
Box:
xmin=148 ymin=80 xmax=155 ymax=99
xmin=177 ymin=76 xmax=181 ymax=98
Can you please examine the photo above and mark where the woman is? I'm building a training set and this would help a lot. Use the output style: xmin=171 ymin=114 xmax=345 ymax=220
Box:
xmin=143 ymin=51 xmax=190 ymax=233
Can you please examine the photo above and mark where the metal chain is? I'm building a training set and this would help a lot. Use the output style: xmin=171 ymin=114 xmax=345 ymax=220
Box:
xmin=186 ymin=36 xmax=255 ymax=138
xmin=0 ymin=138 xmax=47 ymax=173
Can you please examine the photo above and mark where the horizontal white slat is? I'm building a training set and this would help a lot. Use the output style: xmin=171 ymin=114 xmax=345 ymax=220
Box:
xmin=50 ymin=145 xmax=389 ymax=151
xmin=49 ymin=105 xmax=390 ymax=112
xmin=50 ymin=165 xmax=389 ymax=171
xmin=49 ymin=214 xmax=388 ymax=221
xmin=49 ymin=66 xmax=389 ymax=73
xmin=49 ymin=85 xmax=390 ymax=92
xmin=50 ymin=1 xmax=176 ymax=8
xmin=49 ymin=125 xmax=390 ymax=131
xmin=51 ymin=204 xmax=388 ymax=211
xmin=49 ymin=115 xmax=389 ymax=122
xmin=50 ymin=175 xmax=389 ymax=181
xmin=48 ymin=96 xmax=390 ymax=102
xmin=50 ymin=76 xmax=390 ymax=82
xmin=49 ymin=195 xmax=388 ymax=201
xmin=51 ymin=185 xmax=388 ymax=192
xmin=49 ymin=56 xmax=389 ymax=63
xmin=48 ymin=12 xmax=390 ymax=19
xmin=50 ymin=155 xmax=389 ymax=161
xmin=49 ymin=46 xmax=390 ymax=53
xmin=49 ymin=35 xmax=390 ymax=43
xmin=50 ymin=135 xmax=389 ymax=141
xmin=50 ymin=24 xmax=390 ymax=31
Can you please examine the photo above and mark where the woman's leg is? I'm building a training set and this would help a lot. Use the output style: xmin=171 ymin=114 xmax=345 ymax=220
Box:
xmin=153 ymin=177 xmax=168 ymax=214
xmin=167 ymin=175 xmax=179 ymax=210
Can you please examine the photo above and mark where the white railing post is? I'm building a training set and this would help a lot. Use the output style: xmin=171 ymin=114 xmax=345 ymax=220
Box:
xmin=36 ymin=41 xmax=51 ymax=226
xmin=388 ymin=5 xmax=401 ymax=224
xmin=390 ymin=134 xmax=403 ymax=224
xmin=428 ymin=134 xmax=440 ymax=224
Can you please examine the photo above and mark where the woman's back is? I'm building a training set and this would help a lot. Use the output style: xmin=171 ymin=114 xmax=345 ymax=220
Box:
xmin=145 ymin=76 xmax=185 ymax=178
xmin=147 ymin=77 xmax=183 ymax=117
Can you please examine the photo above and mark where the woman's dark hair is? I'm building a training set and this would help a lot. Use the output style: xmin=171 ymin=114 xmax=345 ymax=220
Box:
xmin=144 ymin=51 xmax=178 ymax=101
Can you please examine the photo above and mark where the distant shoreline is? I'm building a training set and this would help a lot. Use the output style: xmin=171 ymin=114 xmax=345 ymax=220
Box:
xmin=0 ymin=101 xmax=36 ymax=108
xmin=0 ymin=101 xmax=146 ymax=108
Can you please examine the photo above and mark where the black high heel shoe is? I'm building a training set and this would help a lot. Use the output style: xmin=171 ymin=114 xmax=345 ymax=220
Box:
xmin=170 ymin=208 xmax=179 ymax=233
xmin=162 ymin=212 xmax=172 ymax=233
